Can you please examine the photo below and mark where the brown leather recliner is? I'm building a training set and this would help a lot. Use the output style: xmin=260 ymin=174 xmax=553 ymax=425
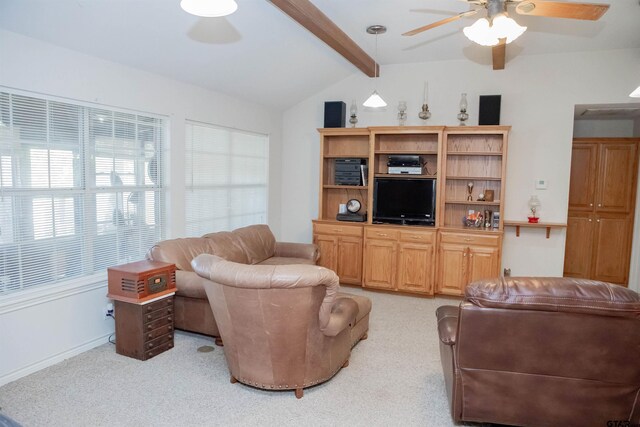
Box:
xmin=191 ymin=254 xmax=371 ymax=398
xmin=437 ymin=277 xmax=640 ymax=427
xmin=146 ymin=224 xmax=320 ymax=344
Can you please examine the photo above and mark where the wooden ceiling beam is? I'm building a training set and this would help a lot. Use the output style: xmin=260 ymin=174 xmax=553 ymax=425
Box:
xmin=268 ymin=0 xmax=378 ymax=77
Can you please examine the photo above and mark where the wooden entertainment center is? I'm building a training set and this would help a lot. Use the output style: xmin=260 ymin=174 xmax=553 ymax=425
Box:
xmin=312 ymin=125 xmax=509 ymax=297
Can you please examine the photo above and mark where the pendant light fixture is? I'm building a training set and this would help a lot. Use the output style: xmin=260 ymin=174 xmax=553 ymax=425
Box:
xmin=180 ymin=0 xmax=238 ymax=17
xmin=363 ymin=25 xmax=387 ymax=108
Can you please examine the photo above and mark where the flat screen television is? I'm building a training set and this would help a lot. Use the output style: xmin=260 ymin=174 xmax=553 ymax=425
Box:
xmin=373 ymin=178 xmax=436 ymax=226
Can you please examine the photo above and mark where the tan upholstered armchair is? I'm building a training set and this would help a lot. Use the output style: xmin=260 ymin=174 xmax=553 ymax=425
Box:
xmin=437 ymin=277 xmax=640 ymax=427
xmin=192 ymin=254 xmax=370 ymax=398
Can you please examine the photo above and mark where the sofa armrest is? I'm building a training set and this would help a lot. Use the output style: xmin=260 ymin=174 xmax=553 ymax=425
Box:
xmin=322 ymin=298 xmax=358 ymax=337
xmin=274 ymin=241 xmax=319 ymax=262
xmin=436 ymin=305 xmax=459 ymax=346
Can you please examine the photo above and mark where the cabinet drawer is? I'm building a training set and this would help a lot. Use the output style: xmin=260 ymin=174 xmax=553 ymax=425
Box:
xmin=314 ymin=223 xmax=363 ymax=237
xmin=144 ymin=332 xmax=173 ymax=351
xmin=400 ymin=230 xmax=435 ymax=244
xmin=145 ymin=338 xmax=174 ymax=360
xmin=440 ymin=232 xmax=500 ymax=247
xmin=365 ymin=228 xmax=399 ymax=241
xmin=144 ymin=324 xmax=174 ymax=342
xmin=143 ymin=296 xmax=173 ymax=313
xmin=144 ymin=306 xmax=173 ymax=323
xmin=145 ymin=315 xmax=172 ymax=331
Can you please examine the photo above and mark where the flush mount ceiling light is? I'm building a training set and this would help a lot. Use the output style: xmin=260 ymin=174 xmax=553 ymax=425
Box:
xmin=180 ymin=0 xmax=238 ymax=17
xmin=363 ymin=25 xmax=387 ymax=109
xmin=630 ymin=86 xmax=640 ymax=98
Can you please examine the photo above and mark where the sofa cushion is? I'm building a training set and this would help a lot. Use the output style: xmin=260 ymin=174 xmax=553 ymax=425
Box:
xmin=174 ymin=270 xmax=210 ymax=299
xmin=147 ymin=235 xmax=248 ymax=271
xmin=257 ymin=256 xmax=316 ymax=266
xmin=466 ymin=277 xmax=640 ymax=318
xmin=228 ymin=224 xmax=276 ymax=264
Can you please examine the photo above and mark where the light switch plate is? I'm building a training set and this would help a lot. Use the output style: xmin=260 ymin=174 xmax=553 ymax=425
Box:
xmin=535 ymin=179 xmax=547 ymax=190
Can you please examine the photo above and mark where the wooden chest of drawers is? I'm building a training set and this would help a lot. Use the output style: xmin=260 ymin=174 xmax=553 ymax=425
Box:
xmin=114 ymin=295 xmax=174 ymax=361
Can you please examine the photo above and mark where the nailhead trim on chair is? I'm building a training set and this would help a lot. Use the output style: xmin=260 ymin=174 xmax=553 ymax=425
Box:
xmin=233 ymin=354 xmax=351 ymax=391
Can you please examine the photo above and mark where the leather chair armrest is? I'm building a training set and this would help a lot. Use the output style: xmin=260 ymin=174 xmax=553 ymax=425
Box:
xmin=436 ymin=305 xmax=459 ymax=346
xmin=321 ymin=298 xmax=358 ymax=337
xmin=274 ymin=241 xmax=320 ymax=262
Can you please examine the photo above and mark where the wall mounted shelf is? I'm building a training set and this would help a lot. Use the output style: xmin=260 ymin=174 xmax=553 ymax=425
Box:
xmin=504 ymin=220 xmax=567 ymax=239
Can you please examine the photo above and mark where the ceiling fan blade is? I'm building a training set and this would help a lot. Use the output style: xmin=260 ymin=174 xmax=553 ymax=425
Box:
xmin=492 ymin=39 xmax=506 ymax=70
xmin=515 ymin=1 xmax=610 ymax=20
xmin=402 ymin=9 xmax=479 ymax=36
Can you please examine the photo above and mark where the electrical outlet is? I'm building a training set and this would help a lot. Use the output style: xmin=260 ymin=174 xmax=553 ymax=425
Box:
xmin=104 ymin=303 xmax=114 ymax=320
xmin=503 ymin=268 xmax=511 ymax=277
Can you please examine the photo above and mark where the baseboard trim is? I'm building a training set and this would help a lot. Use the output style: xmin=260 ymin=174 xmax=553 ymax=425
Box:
xmin=0 ymin=333 xmax=111 ymax=387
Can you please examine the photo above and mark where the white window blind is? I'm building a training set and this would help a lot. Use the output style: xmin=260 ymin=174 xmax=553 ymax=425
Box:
xmin=184 ymin=121 xmax=268 ymax=237
xmin=0 ymin=90 xmax=166 ymax=295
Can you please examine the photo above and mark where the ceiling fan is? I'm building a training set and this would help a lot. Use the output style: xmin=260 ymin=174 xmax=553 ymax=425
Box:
xmin=403 ymin=0 xmax=610 ymax=70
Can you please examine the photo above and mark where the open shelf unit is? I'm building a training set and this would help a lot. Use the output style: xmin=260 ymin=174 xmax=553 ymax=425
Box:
xmin=440 ymin=127 xmax=509 ymax=230
xmin=318 ymin=128 xmax=370 ymax=221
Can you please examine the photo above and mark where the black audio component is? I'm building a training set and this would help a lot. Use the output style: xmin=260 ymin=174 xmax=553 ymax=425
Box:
xmin=324 ymin=101 xmax=346 ymax=128
xmin=479 ymin=95 xmax=501 ymax=125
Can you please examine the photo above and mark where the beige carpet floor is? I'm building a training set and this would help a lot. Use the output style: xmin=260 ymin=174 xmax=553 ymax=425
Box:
xmin=0 ymin=288 xmax=463 ymax=427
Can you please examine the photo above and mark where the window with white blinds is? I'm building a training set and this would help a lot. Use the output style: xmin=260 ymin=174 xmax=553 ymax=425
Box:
xmin=0 ymin=90 xmax=166 ymax=295
xmin=184 ymin=121 xmax=268 ymax=237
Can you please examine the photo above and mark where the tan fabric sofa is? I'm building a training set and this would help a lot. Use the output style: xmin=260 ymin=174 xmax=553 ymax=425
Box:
xmin=146 ymin=224 xmax=320 ymax=344
xmin=437 ymin=277 xmax=640 ymax=426
xmin=192 ymin=254 xmax=371 ymax=398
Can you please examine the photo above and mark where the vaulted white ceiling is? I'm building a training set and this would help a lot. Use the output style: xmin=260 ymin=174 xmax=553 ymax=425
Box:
xmin=1 ymin=0 xmax=639 ymax=110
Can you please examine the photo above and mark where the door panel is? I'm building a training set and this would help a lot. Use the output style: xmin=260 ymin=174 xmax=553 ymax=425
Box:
xmin=438 ymin=243 xmax=467 ymax=296
xmin=596 ymin=143 xmax=638 ymax=213
xmin=337 ymin=237 xmax=362 ymax=285
xmin=468 ymin=246 xmax=499 ymax=283
xmin=397 ymin=243 xmax=434 ymax=294
xmin=363 ymin=239 xmax=396 ymax=290
xmin=314 ymin=234 xmax=338 ymax=272
xmin=592 ymin=214 xmax=632 ymax=285
xmin=563 ymin=213 xmax=595 ymax=279
xmin=568 ymin=143 xmax=598 ymax=211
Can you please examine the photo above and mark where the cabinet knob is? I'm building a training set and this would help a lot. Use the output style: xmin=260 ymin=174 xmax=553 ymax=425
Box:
xmin=464 ymin=238 xmax=472 ymax=242
xmin=596 ymin=219 xmax=600 ymax=223
xmin=588 ymin=219 xmax=592 ymax=222
xmin=463 ymin=253 xmax=467 ymax=257
xmin=147 ymin=314 xmax=152 ymax=320
xmin=148 ymin=343 xmax=154 ymax=349
xmin=598 ymin=203 xmax=602 ymax=207
xmin=378 ymin=233 xmax=388 ymax=237
xmin=589 ymin=203 xmax=593 ymax=207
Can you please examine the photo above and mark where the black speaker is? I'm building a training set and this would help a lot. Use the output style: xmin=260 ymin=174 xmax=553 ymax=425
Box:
xmin=479 ymin=95 xmax=501 ymax=125
xmin=324 ymin=101 xmax=346 ymax=128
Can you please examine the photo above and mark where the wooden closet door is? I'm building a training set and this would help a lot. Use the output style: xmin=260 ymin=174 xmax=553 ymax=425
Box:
xmin=595 ymin=143 xmax=638 ymax=214
xmin=568 ymin=143 xmax=598 ymax=211
xmin=563 ymin=213 xmax=594 ymax=279
xmin=591 ymin=214 xmax=633 ymax=284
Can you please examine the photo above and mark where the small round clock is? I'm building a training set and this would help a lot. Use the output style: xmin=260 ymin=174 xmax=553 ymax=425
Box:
xmin=346 ymin=199 xmax=361 ymax=214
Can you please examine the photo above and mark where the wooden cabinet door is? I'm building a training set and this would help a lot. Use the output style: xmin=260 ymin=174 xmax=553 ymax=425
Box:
xmin=437 ymin=243 xmax=467 ymax=296
xmin=595 ymin=143 xmax=638 ymax=214
xmin=563 ymin=213 xmax=594 ymax=279
xmin=568 ymin=143 xmax=598 ymax=211
xmin=314 ymin=234 xmax=338 ymax=272
xmin=592 ymin=214 xmax=633 ymax=285
xmin=337 ymin=236 xmax=363 ymax=285
xmin=468 ymin=245 xmax=500 ymax=284
xmin=363 ymin=239 xmax=396 ymax=290
xmin=397 ymin=243 xmax=434 ymax=294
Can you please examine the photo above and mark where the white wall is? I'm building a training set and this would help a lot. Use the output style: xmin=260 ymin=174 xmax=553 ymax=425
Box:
xmin=0 ymin=30 xmax=283 ymax=385
xmin=280 ymin=48 xmax=640 ymax=293
xmin=573 ymin=119 xmax=635 ymax=137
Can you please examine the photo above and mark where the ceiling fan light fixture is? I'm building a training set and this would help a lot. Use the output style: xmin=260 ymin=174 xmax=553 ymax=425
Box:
xmin=630 ymin=86 xmax=640 ymax=98
xmin=363 ymin=90 xmax=387 ymax=108
xmin=180 ymin=0 xmax=238 ymax=17
xmin=463 ymin=14 xmax=527 ymax=47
